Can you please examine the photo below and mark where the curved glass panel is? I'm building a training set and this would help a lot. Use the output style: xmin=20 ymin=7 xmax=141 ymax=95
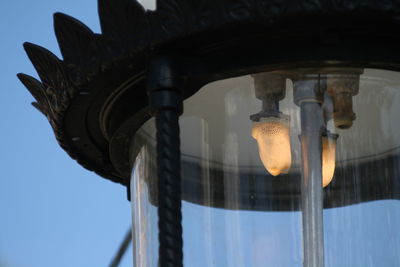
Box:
xmin=131 ymin=68 xmax=400 ymax=267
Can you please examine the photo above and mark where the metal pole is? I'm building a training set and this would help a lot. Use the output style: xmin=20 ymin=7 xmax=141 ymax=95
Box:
xmin=109 ymin=228 xmax=132 ymax=267
xmin=148 ymin=55 xmax=185 ymax=267
xmin=300 ymin=101 xmax=325 ymax=267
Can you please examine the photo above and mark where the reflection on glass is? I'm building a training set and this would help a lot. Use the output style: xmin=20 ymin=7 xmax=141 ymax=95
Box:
xmin=130 ymin=69 xmax=400 ymax=267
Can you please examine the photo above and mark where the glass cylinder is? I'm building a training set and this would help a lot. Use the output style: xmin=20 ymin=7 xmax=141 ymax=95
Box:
xmin=131 ymin=68 xmax=400 ymax=267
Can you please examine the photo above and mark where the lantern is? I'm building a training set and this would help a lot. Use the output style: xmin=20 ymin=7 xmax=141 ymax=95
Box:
xmin=18 ymin=1 xmax=400 ymax=266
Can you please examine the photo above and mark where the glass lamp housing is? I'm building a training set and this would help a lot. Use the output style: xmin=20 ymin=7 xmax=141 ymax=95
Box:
xmin=130 ymin=68 xmax=400 ymax=267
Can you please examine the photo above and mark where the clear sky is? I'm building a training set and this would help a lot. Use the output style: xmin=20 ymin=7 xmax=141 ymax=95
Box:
xmin=0 ymin=1 xmax=132 ymax=266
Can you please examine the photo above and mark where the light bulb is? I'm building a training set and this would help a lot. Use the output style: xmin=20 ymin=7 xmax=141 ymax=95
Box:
xmin=322 ymin=133 xmax=338 ymax=187
xmin=251 ymin=114 xmax=292 ymax=176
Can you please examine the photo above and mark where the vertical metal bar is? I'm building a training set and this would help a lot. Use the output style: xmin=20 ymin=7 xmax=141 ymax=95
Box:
xmin=300 ymin=101 xmax=325 ymax=267
xmin=155 ymin=108 xmax=183 ymax=267
xmin=148 ymin=54 xmax=185 ymax=267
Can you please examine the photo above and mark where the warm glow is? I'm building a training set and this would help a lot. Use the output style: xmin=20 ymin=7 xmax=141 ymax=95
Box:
xmin=322 ymin=135 xmax=337 ymax=187
xmin=252 ymin=115 xmax=292 ymax=176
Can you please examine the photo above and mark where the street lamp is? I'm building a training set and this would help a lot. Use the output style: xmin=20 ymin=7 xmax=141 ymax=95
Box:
xmin=18 ymin=1 xmax=400 ymax=267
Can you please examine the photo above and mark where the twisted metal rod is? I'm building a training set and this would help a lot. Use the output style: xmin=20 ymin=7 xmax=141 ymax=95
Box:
xmin=156 ymin=109 xmax=183 ymax=267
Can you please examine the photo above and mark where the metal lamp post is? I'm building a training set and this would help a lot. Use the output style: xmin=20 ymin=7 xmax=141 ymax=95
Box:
xmin=19 ymin=1 xmax=400 ymax=266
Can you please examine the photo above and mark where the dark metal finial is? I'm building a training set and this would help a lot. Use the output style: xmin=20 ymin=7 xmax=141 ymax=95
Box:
xmin=17 ymin=73 xmax=47 ymax=115
xmin=23 ymin=42 xmax=74 ymax=97
xmin=54 ymin=12 xmax=95 ymax=66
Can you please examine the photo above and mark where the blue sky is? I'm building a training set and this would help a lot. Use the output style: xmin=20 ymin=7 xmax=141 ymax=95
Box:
xmin=0 ymin=1 xmax=132 ymax=266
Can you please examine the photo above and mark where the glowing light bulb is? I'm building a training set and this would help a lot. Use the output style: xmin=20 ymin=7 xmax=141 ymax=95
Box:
xmin=251 ymin=114 xmax=292 ymax=176
xmin=322 ymin=133 xmax=338 ymax=187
